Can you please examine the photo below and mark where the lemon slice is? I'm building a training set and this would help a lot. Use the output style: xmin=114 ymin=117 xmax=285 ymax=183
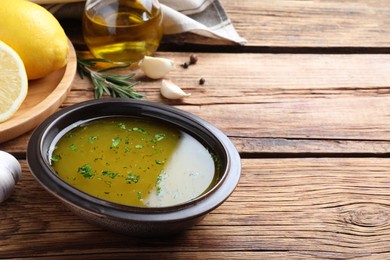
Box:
xmin=0 ymin=41 xmax=28 ymax=123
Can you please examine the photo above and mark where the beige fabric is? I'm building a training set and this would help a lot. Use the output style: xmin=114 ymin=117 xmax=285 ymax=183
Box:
xmin=30 ymin=0 xmax=246 ymax=45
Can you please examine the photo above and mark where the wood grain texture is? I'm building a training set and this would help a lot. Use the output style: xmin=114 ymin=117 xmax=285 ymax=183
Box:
xmin=2 ymin=159 xmax=390 ymax=259
xmin=221 ymin=0 xmax=390 ymax=48
xmin=2 ymin=53 xmax=390 ymax=154
xmin=3 ymin=2 xmax=390 ymax=258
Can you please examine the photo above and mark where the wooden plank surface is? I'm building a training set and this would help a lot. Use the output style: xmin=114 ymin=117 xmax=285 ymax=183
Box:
xmin=2 ymin=158 xmax=390 ymax=259
xmin=2 ymin=53 xmax=390 ymax=154
xmin=3 ymin=1 xmax=390 ymax=259
xmin=221 ymin=0 xmax=390 ymax=48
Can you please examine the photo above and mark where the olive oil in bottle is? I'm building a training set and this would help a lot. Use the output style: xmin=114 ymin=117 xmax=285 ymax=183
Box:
xmin=83 ymin=0 xmax=163 ymax=64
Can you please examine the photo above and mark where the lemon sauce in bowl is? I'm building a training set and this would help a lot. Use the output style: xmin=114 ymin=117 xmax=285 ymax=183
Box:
xmin=28 ymin=99 xmax=241 ymax=236
xmin=50 ymin=117 xmax=221 ymax=208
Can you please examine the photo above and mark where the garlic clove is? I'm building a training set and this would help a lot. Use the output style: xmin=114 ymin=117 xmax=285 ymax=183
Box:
xmin=139 ymin=56 xmax=174 ymax=79
xmin=160 ymin=80 xmax=191 ymax=99
xmin=0 ymin=151 xmax=22 ymax=203
xmin=0 ymin=167 xmax=16 ymax=203
xmin=0 ymin=151 xmax=22 ymax=183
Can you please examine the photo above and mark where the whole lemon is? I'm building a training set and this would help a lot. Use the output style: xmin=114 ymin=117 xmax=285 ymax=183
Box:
xmin=0 ymin=0 xmax=68 ymax=80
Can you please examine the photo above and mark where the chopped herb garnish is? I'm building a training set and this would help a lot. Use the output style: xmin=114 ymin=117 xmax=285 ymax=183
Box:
xmin=88 ymin=136 xmax=98 ymax=144
xmin=51 ymin=154 xmax=61 ymax=162
xmin=157 ymin=175 xmax=163 ymax=184
xmin=155 ymin=160 xmax=163 ymax=165
xmin=137 ymin=191 xmax=142 ymax=200
xmin=156 ymin=187 xmax=161 ymax=196
xmin=97 ymin=177 xmax=112 ymax=186
xmin=151 ymin=133 xmax=165 ymax=143
xmin=78 ymin=164 xmax=94 ymax=179
xmin=111 ymin=137 xmax=121 ymax=148
xmin=124 ymin=146 xmax=131 ymax=152
xmin=135 ymin=144 xmax=143 ymax=149
xmin=132 ymin=127 xmax=148 ymax=135
xmin=126 ymin=173 xmax=140 ymax=184
xmin=117 ymin=123 xmax=126 ymax=129
xmin=69 ymin=144 xmax=78 ymax=151
xmin=102 ymin=170 xmax=119 ymax=179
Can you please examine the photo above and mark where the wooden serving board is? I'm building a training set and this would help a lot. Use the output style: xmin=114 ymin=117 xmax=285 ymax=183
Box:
xmin=0 ymin=40 xmax=77 ymax=143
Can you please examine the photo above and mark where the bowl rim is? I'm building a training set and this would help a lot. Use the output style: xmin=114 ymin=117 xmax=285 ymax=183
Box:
xmin=27 ymin=98 xmax=241 ymax=222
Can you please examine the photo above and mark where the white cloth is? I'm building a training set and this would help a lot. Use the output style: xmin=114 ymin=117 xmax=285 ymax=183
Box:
xmin=30 ymin=0 xmax=246 ymax=45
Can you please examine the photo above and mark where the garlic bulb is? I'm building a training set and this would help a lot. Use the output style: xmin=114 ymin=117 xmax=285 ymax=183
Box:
xmin=160 ymin=80 xmax=191 ymax=99
xmin=0 ymin=170 xmax=16 ymax=204
xmin=139 ymin=56 xmax=175 ymax=79
xmin=0 ymin=151 xmax=22 ymax=203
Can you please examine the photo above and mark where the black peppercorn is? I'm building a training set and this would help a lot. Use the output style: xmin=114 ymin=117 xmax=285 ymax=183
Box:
xmin=199 ymin=78 xmax=206 ymax=85
xmin=181 ymin=62 xmax=189 ymax=69
xmin=189 ymin=54 xmax=198 ymax=65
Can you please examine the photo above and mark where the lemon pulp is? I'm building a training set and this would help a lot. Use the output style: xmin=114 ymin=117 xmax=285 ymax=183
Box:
xmin=0 ymin=41 xmax=28 ymax=123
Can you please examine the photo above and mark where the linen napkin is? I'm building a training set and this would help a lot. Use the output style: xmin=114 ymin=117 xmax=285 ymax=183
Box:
xmin=30 ymin=0 xmax=247 ymax=45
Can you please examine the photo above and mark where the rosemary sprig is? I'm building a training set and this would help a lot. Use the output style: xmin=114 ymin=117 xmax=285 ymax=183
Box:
xmin=77 ymin=57 xmax=144 ymax=99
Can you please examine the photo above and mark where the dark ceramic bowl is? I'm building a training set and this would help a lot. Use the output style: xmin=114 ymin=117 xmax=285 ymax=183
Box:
xmin=27 ymin=99 xmax=241 ymax=237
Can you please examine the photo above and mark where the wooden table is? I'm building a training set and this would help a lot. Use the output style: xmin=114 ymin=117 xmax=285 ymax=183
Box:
xmin=2 ymin=1 xmax=390 ymax=258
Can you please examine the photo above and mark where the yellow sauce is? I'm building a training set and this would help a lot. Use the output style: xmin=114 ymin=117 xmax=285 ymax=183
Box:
xmin=50 ymin=117 xmax=220 ymax=207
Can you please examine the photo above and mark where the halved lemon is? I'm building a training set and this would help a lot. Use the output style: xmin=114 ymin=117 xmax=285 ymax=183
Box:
xmin=0 ymin=41 xmax=28 ymax=123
